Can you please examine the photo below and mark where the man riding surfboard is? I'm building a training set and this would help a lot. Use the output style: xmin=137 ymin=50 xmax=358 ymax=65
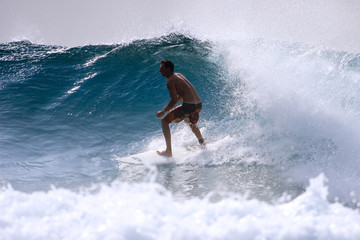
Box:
xmin=156 ymin=60 xmax=205 ymax=157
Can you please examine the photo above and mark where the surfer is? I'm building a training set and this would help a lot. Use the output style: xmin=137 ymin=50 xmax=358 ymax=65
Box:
xmin=156 ymin=60 xmax=205 ymax=157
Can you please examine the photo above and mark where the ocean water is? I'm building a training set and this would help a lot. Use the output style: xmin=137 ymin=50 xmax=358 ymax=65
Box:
xmin=2 ymin=34 xmax=360 ymax=240
xmin=2 ymin=1 xmax=360 ymax=239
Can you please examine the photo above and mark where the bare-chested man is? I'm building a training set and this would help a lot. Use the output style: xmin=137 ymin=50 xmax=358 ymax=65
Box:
xmin=156 ymin=60 xmax=205 ymax=157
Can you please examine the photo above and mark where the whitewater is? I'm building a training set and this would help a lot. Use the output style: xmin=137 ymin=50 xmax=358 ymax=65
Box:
xmin=1 ymin=0 xmax=360 ymax=239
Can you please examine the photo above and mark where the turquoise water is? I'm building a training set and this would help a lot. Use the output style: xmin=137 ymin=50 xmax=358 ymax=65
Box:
xmin=0 ymin=35 xmax=227 ymax=191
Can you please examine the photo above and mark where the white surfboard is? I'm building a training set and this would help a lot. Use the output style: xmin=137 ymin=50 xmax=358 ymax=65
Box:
xmin=114 ymin=150 xmax=174 ymax=165
xmin=114 ymin=146 xmax=201 ymax=166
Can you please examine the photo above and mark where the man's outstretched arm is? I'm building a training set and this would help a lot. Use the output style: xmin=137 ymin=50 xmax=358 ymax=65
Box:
xmin=157 ymin=81 xmax=181 ymax=118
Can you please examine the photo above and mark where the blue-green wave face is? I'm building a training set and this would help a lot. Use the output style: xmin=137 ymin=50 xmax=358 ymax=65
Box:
xmin=1 ymin=35 xmax=234 ymax=190
xmin=0 ymin=35 xmax=221 ymax=155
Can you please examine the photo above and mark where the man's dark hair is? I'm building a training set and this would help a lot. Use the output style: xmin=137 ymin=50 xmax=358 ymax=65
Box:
xmin=160 ymin=60 xmax=174 ymax=72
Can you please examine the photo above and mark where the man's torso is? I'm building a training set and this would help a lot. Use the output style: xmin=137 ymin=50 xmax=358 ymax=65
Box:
xmin=169 ymin=73 xmax=201 ymax=104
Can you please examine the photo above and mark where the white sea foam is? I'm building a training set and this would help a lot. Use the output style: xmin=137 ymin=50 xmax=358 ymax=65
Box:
xmin=0 ymin=174 xmax=359 ymax=240
xmin=205 ymin=38 xmax=360 ymax=202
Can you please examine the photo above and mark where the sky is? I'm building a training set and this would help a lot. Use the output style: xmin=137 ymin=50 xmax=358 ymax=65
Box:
xmin=0 ymin=0 xmax=359 ymax=53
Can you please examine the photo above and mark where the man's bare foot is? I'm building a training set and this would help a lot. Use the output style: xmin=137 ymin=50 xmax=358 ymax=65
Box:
xmin=156 ymin=150 xmax=172 ymax=157
xmin=198 ymin=138 xmax=206 ymax=146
